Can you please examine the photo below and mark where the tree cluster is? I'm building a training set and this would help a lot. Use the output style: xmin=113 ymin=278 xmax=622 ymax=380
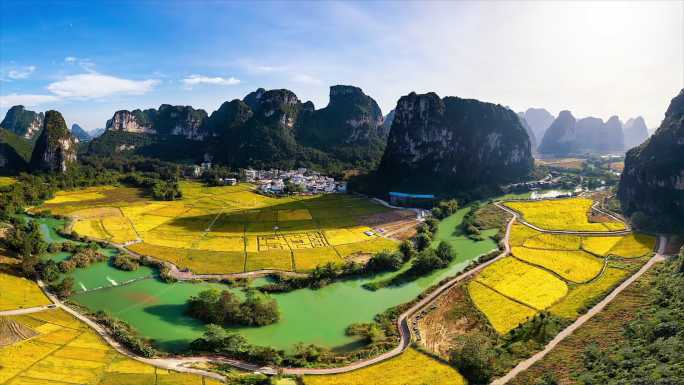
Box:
xmin=187 ymin=289 xmax=280 ymax=327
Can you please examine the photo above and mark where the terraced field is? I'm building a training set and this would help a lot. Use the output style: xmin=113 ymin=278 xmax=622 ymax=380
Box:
xmin=303 ymin=348 xmax=465 ymax=385
xmin=0 ymin=309 xmax=222 ymax=385
xmin=504 ymin=198 xmax=627 ymax=231
xmin=467 ymin=199 xmax=655 ymax=335
xmin=37 ymin=182 xmax=401 ymax=274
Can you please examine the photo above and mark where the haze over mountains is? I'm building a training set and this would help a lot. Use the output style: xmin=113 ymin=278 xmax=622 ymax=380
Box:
xmin=518 ymin=108 xmax=651 ymax=156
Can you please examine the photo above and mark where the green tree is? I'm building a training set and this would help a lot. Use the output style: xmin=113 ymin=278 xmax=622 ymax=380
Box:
xmin=414 ymin=233 xmax=432 ymax=251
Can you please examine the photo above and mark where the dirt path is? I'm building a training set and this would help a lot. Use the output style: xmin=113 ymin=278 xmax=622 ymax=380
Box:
xmin=0 ymin=305 xmax=56 ymax=316
xmin=490 ymin=234 xmax=667 ymax=385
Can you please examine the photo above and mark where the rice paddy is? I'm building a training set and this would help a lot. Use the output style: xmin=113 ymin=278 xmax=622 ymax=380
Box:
xmin=468 ymin=280 xmax=537 ymax=334
xmin=0 ymin=253 xmax=51 ymax=311
xmin=0 ymin=309 xmax=221 ymax=385
xmin=36 ymin=181 xmax=400 ymax=273
xmin=0 ymin=177 xmax=16 ymax=188
xmin=475 ymin=257 xmax=569 ymax=310
xmin=504 ymin=198 xmax=627 ymax=231
xmin=303 ymin=348 xmax=466 ymax=385
xmin=469 ymin=204 xmax=656 ymax=335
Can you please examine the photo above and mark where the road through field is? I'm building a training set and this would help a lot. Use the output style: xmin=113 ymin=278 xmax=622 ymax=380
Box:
xmin=490 ymin=234 xmax=667 ymax=385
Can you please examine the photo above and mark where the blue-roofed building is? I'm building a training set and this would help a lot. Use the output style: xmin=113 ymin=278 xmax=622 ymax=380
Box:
xmin=389 ymin=192 xmax=435 ymax=208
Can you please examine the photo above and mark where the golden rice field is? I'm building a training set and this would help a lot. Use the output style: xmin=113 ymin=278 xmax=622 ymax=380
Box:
xmin=471 ymin=212 xmax=655 ymax=334
xmin=0 ymin=177 xmax=16 ymax=187
xmin=0 ymin=254 xmax=50 ymax=311
xmin=303 ymin=348 xmax=466 ymax=385
xmin=475 ymin=257 xmax=568 ymax=310
xmin=37 ymin=182 xmax=399 ymax=273
xmin=606 ymin=233 xmax=656 ymax=258
xmin=510 ymin=247 xmax=603 ymax=283
xmin=548 ymin=267 xmax=629 ymax=318
xmin=468 ymin=281 xmax=537 ymax=334
xmin=505 ymin=198 xmax=626 ymax=231
xmin=0 ymin=309 xmax=222 ymax=385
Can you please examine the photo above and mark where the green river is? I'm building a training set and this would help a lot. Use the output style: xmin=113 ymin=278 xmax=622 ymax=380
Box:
xmin=29 ymin=206 xmax=500 ymax=353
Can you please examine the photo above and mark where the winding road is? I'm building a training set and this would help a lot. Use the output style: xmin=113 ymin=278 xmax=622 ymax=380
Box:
xmin=1 ymin=198 xmax=664 ymax=381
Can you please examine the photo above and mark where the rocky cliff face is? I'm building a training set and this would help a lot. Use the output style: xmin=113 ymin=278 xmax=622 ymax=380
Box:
xmin=520 ymin=108 xmax=554 ymax=142
xmin=296 ymin=85 xmax=386 ymax=161
xmin=538 ymin=110 xmax=577 ymax=155
xmin=623 ymin=116 xmax=649 ymax=149
xmin=105 ymin=105 xmax=209 ymax=139
xmin=30 ymin=111 xmax=77 ymax=173
xmin=619 ymin=89 xmax=684 ymax=224
xmin=91 ymin=85 xmax=387 ymax=170
xmin=71 ymin=123 xmax=91 ymax=142
xmin=381 ymin=109 xmax=395 ymax=137
xmin=106 ymin=109 xmax=156 ymax=134
xmin=0 ymin=105 xmax=44 ymax=139
xmin=376 ymin=92 xmax=533 ymax=193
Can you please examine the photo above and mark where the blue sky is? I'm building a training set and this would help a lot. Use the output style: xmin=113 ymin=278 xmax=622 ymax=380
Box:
xmin=0 ymin=1 xmax=681 ymax=131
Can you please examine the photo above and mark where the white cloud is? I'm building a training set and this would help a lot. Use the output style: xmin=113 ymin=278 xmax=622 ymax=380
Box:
xmin=64 ymin=56 xmax=77 ymax=63
xmin=0 ymin=93 xmax=59 ymax=108
xmin=47 ymin=73 xmax=160 ymax=99
xmin=6 ymin=65 xmax=36 ymax=80
xmin=291 ymin=74 xmax=323 ymax=85
xmin=182 ymin=74 xmax=241 ymax=88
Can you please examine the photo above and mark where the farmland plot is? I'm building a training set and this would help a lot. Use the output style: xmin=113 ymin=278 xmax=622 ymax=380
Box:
xmin=36 ymin=181 xmax=401 ymax=274
xmin=0 ymin=309 xmax=222 ymax=385
xmin=505 ymin=198 xmax=626 ymax=231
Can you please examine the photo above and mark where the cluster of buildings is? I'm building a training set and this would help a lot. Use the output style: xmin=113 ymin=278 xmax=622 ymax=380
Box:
xmin=502 ymin=172 xmax=566 ymax=193
xmin=242 ymin=168 xmax=347 ymax=195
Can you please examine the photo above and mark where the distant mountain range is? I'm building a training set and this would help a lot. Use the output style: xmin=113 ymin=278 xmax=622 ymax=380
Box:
xmin=71 ymin=123 xmax=91 ymax=142
xmin=536 ymin=111 xmax=649 ymax=156
xmin=0 ymin=86 xmax=538 ymax=197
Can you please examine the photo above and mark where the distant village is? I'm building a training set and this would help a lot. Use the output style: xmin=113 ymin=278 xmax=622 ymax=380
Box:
xmin=245 ymin=168 xmax=347 ymax=195
xmin=188 ymin=161 xmax=347 ymax=195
